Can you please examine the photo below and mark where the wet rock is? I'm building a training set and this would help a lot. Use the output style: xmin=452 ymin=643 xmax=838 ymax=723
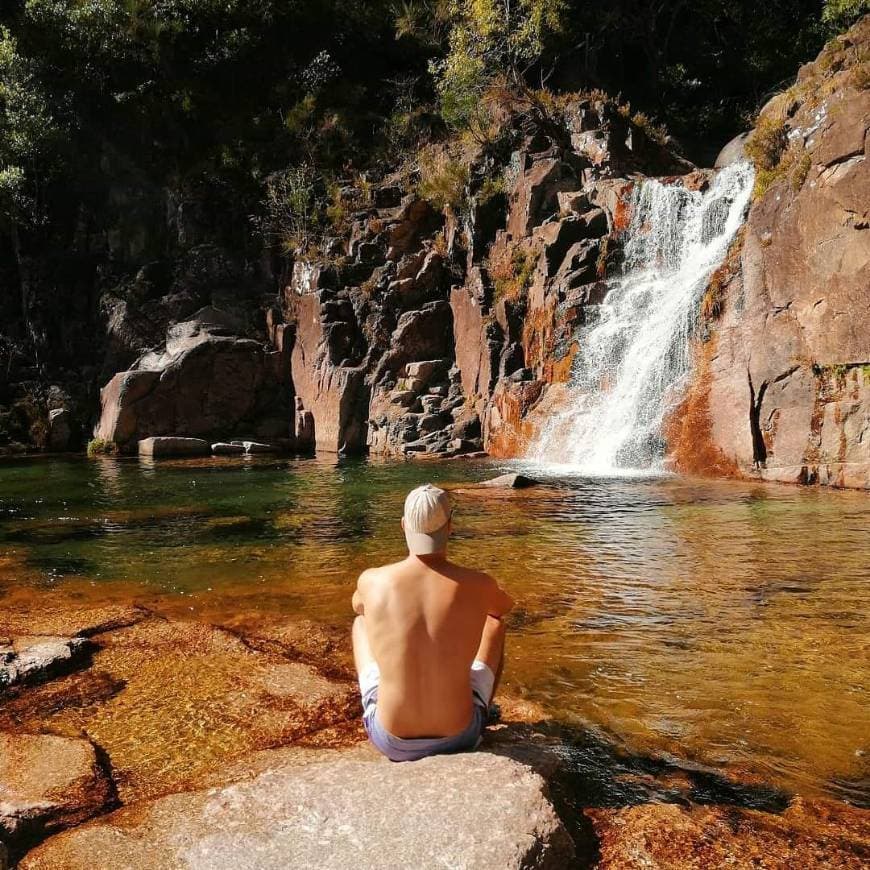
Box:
xmin=587 ymin=798 xmax=870 ymax=870
xmin=21 ymin=754 xmax=574 ymax=870
xmin=480 ymin=473 xmax=539 ymax=489
xmin=0 ymin=732 xmax=114 ymax=857
xmin=233 ymin=440 xmax=279 ymax=455
xmin=46 ymin=409 xmax=73 ymax=452
xmin=20 ymin=618 xmax=358 ymax=804
xmin=0 ymin=604 xmax=146 ymax=639
xmin=0 ymin=637 xmax=92 ymax=691
xmin=211 ymin=442 xmax=245 ymax=455
xmin=293 ymin=406 xmax=315 ymax=451
xmin=714 ymin=131 xmax=749 ymax=169
xmin=138 ymin=436 xmax=211 ymax=458
xmin=485 ymin=376 xmax=551 ymax=457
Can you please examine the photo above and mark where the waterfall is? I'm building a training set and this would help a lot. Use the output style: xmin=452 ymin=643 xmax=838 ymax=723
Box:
xmin=530 ymin=161 xmax=754 ymax=474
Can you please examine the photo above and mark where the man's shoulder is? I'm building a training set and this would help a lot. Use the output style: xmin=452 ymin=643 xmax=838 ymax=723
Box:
xmin=447 ymin=562 xmax=497 ymax=586
xmin=358 ymin=561 xmax=406 ymax=585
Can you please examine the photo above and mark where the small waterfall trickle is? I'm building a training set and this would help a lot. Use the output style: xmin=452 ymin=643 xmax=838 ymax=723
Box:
xmin=530 ymin=161 xmax=754 ymax=474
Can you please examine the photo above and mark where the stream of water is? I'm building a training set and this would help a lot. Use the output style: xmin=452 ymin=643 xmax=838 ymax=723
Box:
xmin=1 ymin=456 xmax=867 ymax=806
xmin=531 ymin=161 xmax=754 ymax=472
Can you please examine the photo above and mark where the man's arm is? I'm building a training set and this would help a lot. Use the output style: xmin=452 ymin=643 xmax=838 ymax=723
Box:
xmin=352 ymin=570 xmax=369 ymax=615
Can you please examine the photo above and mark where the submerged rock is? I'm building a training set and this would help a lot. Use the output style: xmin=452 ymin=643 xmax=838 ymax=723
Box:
xmin=211 ymin=442 xmax=245 ymax=455
xmin=587 ymin=798 xmax=870 ymax=869
xmin=0 ymin=604 xmax=146 ymax=639
xmin=20 ymin=754 xmax=574 ymax=870
xmin=138 ymin=436 xmax=211 ymax=458
xmin=15 ymin=617 xmax=359 ymax=804
xmin=480 ymin=472 xmax=539 ymax=489
xmin=0 ymin=733 xmax=113 ymax=858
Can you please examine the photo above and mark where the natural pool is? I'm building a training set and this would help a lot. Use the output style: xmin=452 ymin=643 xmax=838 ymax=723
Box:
xmin=1 ymin=455 xmax=867 ymax=806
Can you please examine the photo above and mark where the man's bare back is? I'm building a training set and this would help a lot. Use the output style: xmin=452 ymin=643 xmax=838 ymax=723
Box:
xmin=352 ymin=484 xmax=514 ymax=759
xmin=353 ymin=556 xmax=513 ymax=736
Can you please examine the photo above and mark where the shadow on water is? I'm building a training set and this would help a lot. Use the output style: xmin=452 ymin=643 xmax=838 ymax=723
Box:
xmin=487 ymin=720 xmax=795 ymax=867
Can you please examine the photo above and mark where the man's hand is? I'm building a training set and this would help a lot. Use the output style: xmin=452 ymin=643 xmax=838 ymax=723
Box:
xmin=487 ymin=577 xmax=514 ymax=619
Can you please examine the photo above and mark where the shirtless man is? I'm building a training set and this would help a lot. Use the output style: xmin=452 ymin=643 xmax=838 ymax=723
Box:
xmin=351 ymin=483 xmax=514 ymax=762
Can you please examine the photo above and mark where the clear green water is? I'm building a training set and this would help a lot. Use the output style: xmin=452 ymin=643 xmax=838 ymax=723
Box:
xmin=1 ymin=456 xmax=868 ymax=804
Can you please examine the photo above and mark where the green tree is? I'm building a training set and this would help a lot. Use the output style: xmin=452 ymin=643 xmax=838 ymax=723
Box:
xmin=403 ymin=0 xmax=567 ymax=131
xmin=822 ymin=0 xmax=869 ymax=26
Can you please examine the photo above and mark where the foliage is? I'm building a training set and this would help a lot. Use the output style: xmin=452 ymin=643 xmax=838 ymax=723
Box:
xmin=745 ymin=116 xmax=787 ymax=171
xmin=822 ymin=0 xmax=869 ymax=26
xmin=477 ymin=173 xmax=506 ymax=206
xmin=87 ymin=437 xmax=119 ymax=457
xmin=418 ymin=0 xmax=567 ymax=133
xmin=417 ymin=144 xmax=469 ymax=210
xmin=254 ymin=165 xmax=320 ymax=253
xmin=493 ymin=246 xmax=536 ymax=300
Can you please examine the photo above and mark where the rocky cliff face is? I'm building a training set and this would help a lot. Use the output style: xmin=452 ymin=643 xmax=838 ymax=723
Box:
xmin=82 ymin=18 xmax=870 ymax=482
xmin=253 ymin=96 xmax=693 ymax=460
xmin=671 ymin=16 xmax=870 ymax=489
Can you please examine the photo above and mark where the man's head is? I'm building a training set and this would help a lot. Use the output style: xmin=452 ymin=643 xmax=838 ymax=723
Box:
xmin=402 ymin=484 xmax=452 ymax=555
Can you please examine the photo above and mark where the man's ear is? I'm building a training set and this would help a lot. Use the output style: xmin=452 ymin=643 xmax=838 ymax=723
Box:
xmin=401 ymin=517 xmax=405 ymax=531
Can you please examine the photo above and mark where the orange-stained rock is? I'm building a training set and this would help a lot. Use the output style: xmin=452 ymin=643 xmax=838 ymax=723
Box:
xmin=682 ymin=18 xmax=870 ymax=489
xmin=587 ymin=797 xmax=870 ymax=870
xmin=485 ymin=379 xmax=545 ymax=457
xmin=666 ymin=335 xmax=741 ymax=478
xmin=0 ymin=733 xmax=114 ymax=859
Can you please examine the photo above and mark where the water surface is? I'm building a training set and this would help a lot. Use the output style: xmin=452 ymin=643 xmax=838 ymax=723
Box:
xmin=1 ymin=456 xmax=867 ymax=804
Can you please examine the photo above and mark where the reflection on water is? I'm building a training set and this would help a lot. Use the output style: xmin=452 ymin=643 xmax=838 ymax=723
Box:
xmin=0 ymin=455 xmax=868 ymax=804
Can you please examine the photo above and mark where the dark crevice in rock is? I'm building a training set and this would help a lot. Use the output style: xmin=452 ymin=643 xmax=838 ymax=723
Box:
xmin=747 ymin=370 xmax=769 ymax=467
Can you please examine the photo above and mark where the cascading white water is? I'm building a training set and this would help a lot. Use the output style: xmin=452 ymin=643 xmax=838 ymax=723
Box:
xmin=530 ymin=160 xmax=754 ymax=474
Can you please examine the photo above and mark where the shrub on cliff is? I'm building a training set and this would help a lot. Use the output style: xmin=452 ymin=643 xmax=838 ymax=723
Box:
xmin=418 ymin=144 xmax=470 ymax=211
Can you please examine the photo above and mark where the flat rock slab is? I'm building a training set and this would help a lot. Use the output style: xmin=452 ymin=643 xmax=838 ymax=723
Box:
xmin=138 ymin=437 xmax=211 ymax=458
xmin=21 ymin=754 xmax=574 ymax=870
xmin=0 ymin=733 xmax=113 ymax=855
xmin=0 ymin=604 xmax=146 ymax=639
xmin=0 ymin=638 xmax=91 ymax=691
